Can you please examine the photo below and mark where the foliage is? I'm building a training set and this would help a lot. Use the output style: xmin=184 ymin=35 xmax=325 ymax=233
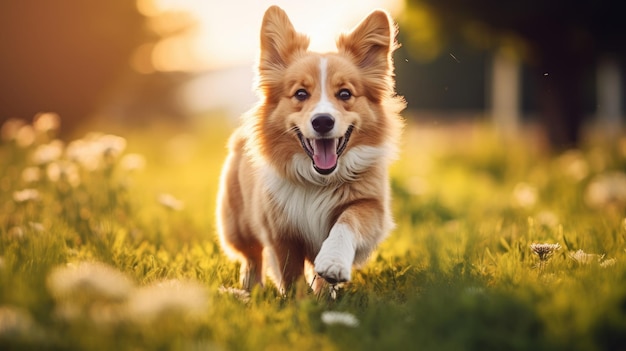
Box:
xmin=1 ymin=115 xmax=626 ymax=350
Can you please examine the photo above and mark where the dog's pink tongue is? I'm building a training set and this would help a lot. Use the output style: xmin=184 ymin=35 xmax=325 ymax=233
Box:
xmin=313 ymin=139 xmax=338 ymax=170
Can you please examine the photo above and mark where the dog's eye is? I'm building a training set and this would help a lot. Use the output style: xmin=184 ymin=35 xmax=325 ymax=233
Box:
xmin=294 ymin=89 xmax=309 ymax=101
xmin=337 ymin=89 xmax=352 ymax=101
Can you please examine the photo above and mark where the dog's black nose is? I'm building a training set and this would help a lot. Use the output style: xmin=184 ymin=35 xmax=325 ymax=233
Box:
xmin=311 ymin=114 xmax=335 ymax=134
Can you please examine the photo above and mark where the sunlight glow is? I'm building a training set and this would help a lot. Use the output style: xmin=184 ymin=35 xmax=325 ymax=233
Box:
xmin=135 ymin=0 xmax=403 ymax=72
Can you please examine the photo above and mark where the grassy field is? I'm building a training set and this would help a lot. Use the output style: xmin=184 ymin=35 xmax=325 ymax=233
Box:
xmin=1 ymin=113 xmax=625 ymax=350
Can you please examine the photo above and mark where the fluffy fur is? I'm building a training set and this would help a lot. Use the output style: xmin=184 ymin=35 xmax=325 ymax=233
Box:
xmin=216 ymin=6 xmax=405 ymax=293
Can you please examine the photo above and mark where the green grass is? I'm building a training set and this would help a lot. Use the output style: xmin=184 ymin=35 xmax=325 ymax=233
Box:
xmin=1 ymin=116 xmax=625 ymax=350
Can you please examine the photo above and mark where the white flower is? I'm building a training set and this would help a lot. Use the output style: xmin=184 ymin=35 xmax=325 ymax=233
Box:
xmin=13 ymin=188 xmax=40 ymax=203
xmin=321 ymin=311 xmax=359 ymax=327
xmin=158 ymin=193 xmax=184 ymax=211
xmin=21 ymin=166 xmax=41 ymax=183
xmin=120 ymin=153 xmax=146 ymax=172
xmin=0 ymin=306 xmax=35 ymax=336
xmin=127 ymin=279 xmax=208 ymax=322
xmin=569 ymin=249 xmax=604 ymax=265
xmin=585 ymin=172 xmax=626 ymax=209
xmin=66 ymin=133 xmax=127 ymax=170
xmin=512 ymin=182 xmax=538 ymax=208
xmin=47 ymin=261 xmax=134 ymax=302
xmin=600 ymin=258 xmax=616 ymax=268
xmin=98 ymin=134 xmax=127 ymax=161
xmin=47 ymin=161 xmax=80 ymax=187
xmin=557 ymin=150 xmax=589 ymax=181
xmin=218 ymin=286 xmax=251 ymax=303
xmin=33 ymin=112 xmax=61 ymax=133
xmin=15 ymin=125 xmax=35 ymax=148
xmin=31 ymin=139 xmax=64 ymax=165
xmin=530 ymin=242 xmax=561 ymax=261
xmin=1 ymin=118 xmax=26 ymax=141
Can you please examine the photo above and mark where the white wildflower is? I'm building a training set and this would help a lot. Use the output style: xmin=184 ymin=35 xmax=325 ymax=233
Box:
xmin=535 ymin=211 xmax=559 ymax=228
xmin=33 ymin=112 xmax=61 ymax=134
xmin=1 ymin=118 xmax=26 ymax=141
xmin=31 ymin=139 xmax=64 ymax=165
xmin=47 ymin=161 xmax=80 ymax=187
xmin=585 ymin=172 xmax=626 ymax=209
xmin=158 ymin=193 xmax=184 ymax=211
xmin=557 ymin=150 xmax=589 ymax=181
xmin=15 ymin=125 xmax=35 ymax=148
xmin=0 ymin=306 xmax=35 ymax=336
xmin=321 ymin=311 xmax=359 ymax=327
xmin=98 ymin=134 xmax=127 ymax=161
xmin=530 ymin=242 xmax=561 ymax=261
xmin=218 ymin=286 xmax=251 ymax=303
xmin=47 ymin=261 xmax=134 ymax=302
xmin=66 ymin=133 xmax=127 ymax=170
xmin=120 ymin=153 xmax=146 ymax=172
xmin=127 ymin=279 xmax=208 ymax=322
xmin=21 ymin=166 xmax=41 ymax=183
xmin=569 ymin=249 xmax=604 ymax=265
xmin=7 ymin=227 xmax=24 ymax=240
xmin=600 ymin=258 xmax=616 ymax=268
xmin=512 ymin=182 xmax=538 ymax=208
xmin=13 ymin=188 xmax=40 ymax=203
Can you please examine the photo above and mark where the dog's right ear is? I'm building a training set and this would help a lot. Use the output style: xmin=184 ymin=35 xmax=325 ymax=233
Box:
xmin=258 ymin=6 xmax=309 ymax=95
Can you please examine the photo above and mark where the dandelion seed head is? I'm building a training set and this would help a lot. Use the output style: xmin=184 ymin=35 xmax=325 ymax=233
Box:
xmin=600 ymin=258 xmax=616 ymax=268
xmin=569 ymin=249 xmax=604 ymax=265
xmin=530 ymin=242 xmax=561 ymax=261
xmin=321 ymin=311 xmax=359 ymax=327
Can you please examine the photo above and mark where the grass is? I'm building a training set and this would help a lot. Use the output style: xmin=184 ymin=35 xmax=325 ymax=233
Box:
xmin=1 ymin=114 xmax=626 ymax=350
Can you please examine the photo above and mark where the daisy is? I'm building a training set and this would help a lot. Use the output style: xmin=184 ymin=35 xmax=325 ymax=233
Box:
xmin=321 ymin=311 xmax=359 ymax=327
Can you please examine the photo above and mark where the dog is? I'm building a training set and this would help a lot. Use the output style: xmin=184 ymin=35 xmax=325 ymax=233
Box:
xmin=216 ymin=6 xmax=404 ymax=293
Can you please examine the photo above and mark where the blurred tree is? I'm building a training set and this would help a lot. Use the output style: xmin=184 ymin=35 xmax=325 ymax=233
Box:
xmin=0 ymin=1 xmax=147 ymax=134
xmin=402 ymin=0 xmax=625 ymax=149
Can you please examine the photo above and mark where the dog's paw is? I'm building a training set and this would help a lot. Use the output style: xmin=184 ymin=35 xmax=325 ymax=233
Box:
xmin=314 ymin=254 xmax=352 ymax=284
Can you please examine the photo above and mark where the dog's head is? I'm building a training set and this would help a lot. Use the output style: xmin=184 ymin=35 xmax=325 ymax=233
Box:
xmin=250 ymin=6 xmax=404 ymax=181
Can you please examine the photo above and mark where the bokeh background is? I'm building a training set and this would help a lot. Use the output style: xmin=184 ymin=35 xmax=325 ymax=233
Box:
xmin=0 ymin=0 xmax=624 ymax=149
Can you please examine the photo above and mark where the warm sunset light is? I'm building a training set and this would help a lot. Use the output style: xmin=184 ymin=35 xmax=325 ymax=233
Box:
xmin=134 ymin=0 xmax=403 ymax=73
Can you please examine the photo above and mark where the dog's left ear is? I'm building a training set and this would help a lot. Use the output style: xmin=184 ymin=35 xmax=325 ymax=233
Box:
xmin=337 ymin=10 xmax=398 ymax=95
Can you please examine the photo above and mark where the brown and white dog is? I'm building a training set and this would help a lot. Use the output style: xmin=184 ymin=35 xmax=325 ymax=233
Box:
xmin=216 ymin=6 xmax=404 ymax=293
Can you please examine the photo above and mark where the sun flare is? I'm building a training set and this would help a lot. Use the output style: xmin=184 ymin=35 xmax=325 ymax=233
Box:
xmin=135 ymin=0 xmax=403 ymax=72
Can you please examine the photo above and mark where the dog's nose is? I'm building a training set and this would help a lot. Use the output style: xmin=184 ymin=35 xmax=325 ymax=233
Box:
xmin=311 ymin=114 xmax=335 ymax=134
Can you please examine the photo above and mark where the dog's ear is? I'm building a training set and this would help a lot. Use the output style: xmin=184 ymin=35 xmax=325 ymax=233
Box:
xmin=337 ymin=10 xmax=398 ymax=98
xmin=258 ymin=6 xmax=309 ymax=82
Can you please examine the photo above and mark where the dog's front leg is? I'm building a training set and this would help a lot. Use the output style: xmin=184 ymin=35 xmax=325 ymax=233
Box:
xmin=314 ymin=199 xmax=387 ymax=285
xmin=314 ymin=223 xmax=356 ymax=284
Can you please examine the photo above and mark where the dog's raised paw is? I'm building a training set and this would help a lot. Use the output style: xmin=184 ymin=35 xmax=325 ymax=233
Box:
xmin=314 ymin=257 xmax=351 ymax=284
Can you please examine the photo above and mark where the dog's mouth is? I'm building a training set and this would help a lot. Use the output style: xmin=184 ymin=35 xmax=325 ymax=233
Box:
xmin=296 ymin=125 xmax=354 ymax=175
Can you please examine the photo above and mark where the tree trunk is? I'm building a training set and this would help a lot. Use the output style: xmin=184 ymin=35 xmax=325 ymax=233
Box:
xmin=536 ymin=50 xmax=586 ymax=150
